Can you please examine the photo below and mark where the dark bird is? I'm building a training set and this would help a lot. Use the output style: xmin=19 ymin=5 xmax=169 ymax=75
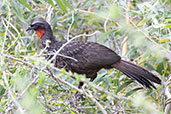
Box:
xmin=26 ymin=19 xmax=161 ymax=89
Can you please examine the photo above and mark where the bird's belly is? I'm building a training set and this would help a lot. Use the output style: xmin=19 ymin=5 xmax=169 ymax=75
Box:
xmin=55 ymin=58 xmax=98 ymax=75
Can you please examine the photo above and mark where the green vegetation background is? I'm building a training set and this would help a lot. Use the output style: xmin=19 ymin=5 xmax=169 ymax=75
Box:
xmin=0 ymin=0 xmax=170 ymax=113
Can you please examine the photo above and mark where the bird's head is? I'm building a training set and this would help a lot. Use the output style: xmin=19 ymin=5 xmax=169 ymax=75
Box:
xmin=26 ymin=19 xmax=53 ymax=39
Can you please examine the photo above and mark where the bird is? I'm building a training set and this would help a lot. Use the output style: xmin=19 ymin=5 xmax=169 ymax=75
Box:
xmin=26 ymin=19 xmax=161 ymax=89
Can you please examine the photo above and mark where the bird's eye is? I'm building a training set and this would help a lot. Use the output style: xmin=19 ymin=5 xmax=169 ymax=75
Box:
xmin=35 ymin=24 xmax=39 ymax=27
xmin=30 ymin=24 xmax=34 ymax=27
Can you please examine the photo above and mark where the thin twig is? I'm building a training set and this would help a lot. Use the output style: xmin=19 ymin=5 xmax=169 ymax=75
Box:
xmin=3 ymin=53 xmax=135 ymax=113
xmin=76 ymin=8 xmax=171 ymax=55
xmin=2 ymin=18 xmax=23 ymax=52
xmin=3 ymin=53 xmax=132 ymax=114
xmin=49 ymin=31 xmax=99 ymax=63
xmin=84 ymin=81 xmax=132 ymax=101
xmin=3 ymin=54 xmax=132 ymax=114
xmin=75 ymin=9 xmax=108 ymax=20
xmin=129 ymin=18 xmax=171 ymax=55
xmin=83 ymin=89 xmax=108 ymax=114
xmin=104 ymin=13 xmax=110 ymax=32
xmin=3 ymin=17 xmax=20 ymax=35
xmin=164 ymin=72 xmax=171 ymax=114
xmin=42 ymin=52 xmax=78 ymax=61
xmin=1 ymin=17 xmax=9 ymax=54
xmin=19 ymin=75 xmax=39 ymax=98
xmin=3 ymin=54 xmax=39 ymax=69
xmin=3 ymin=53 xmax=82 ymax=92
xmin=121 ymin=0 xmax=130 ymax=56
xmin=2 ymin=70 xmax=25 ymax=114
xmin=66 ymin=12 xmax=74 ymax=41
xmin=3 ymin=53 xmax=132 ymax=101
xmin=47 ymin=5 xmax=53 ymax=23
xmin=1 ymin=10 xmax=25 ymax=113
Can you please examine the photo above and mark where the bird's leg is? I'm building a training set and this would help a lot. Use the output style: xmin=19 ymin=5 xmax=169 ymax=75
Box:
xmin=78 ymin=81 xmax=84 ymax=88
xmin=75 ymin=72 xmax=97 ymax=99
xmin=74 ymin=81 xmax=84 ymax=100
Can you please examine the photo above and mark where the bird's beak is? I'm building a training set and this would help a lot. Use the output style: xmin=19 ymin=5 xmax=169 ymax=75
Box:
xmin=26 ymin=26 xmax=32 ymax=31
xmin=26 ymin=25 xmax=35 ymax=31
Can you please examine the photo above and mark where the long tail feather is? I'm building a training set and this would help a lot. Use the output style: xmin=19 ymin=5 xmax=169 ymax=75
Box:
xmin=112 ymin=60 xmax=161 ymax=89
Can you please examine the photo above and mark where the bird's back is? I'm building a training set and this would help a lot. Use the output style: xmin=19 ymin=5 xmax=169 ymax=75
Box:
xmin=48 ymin=41 xmax=121 ymax=74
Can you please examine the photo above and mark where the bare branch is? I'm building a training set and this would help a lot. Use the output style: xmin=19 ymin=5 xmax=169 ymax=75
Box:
xmin=104 ymin=13 xmax=110 ymax=32
xmin=49 ymin=31 xmax=99 ymax=63
xmin=84 ymin=81 xmax=132 ymax=101
xmin=42 ymin=52 xmax=78 ymax=61
xmin=129 ymin=17 xmax=171 ymax=56
xmin=3 ymin=53 xmax=132 ymax=101
xmin=19 ymin=75 xmax=39 ymax=98
xmin=1 ymin=17 xmax=10 ymax=54
xmin=83 ymin=89 xmax=108 ymax=114
xmin=66 ymin=12 xmax=74 ymax=41
xmin=2 ymin=70 xmax=25 ymax=114
xmin=164 ymin=72 xmax=171 ymax=114
xmin=46 ymin=5 xmax=53 ymax=23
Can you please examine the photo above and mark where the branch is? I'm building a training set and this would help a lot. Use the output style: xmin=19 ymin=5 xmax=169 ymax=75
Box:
xmin=76 ymin=8 xmax=171 ymax=55
xmin=19 ymin=75 xmax=39 ymax=98
xmin=1 ymin=13 xmax=25 ymax=114
xmin=2 ymin=70 xmax=25 ymax=114
xmin=49 ymin=31 xmax=99 ymax=63
xmin=42 ymin=52 xmax=78 ymax=61
xmin=66 ymin=12 xmax=74 ymax=41
xmin=83 ymin=89 xmax=108 ymax=114
xmin=164 ymin=72 xmax=171 ymax=114
xmin=3 ymin=54 xmax=132 ymax=101
xmin=129 ymin=16 xmax=171 ymax=56
xmin=121 ymin=0 xmax=130 ymax=56
xmin=1 ymin=17 xmax=10 ymax=54
xmin=84 ymin=81 xmax=132 ymax=101
xmin=104 ymin=13 xmax=110 ymax=32
xmin=3 ymin=54 xmax=134 ymax=114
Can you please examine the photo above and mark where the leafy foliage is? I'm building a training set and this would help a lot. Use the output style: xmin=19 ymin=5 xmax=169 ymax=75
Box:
xmin=0 ymin=0 xmax=170 ymax=113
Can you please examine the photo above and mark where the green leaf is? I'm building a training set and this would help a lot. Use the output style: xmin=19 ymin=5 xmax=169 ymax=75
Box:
xmin=38 ymin=71 xmax=45 ymax=84
xmin=52 ymin=14 xmax=58 ymax=32
xmin=114 ymin=71 xmax=120 ymax=86
xmin=159 ymin=38 xmax=170 ymax=43
xmin=99 ymin=29 xmax=116 ymax=39
xmin=55 ymin=0 xmax=68 ymax=13
xmin=63 ymin=0 xmax=74 ymax=11
xmin=47 ymin=0 xmax=55 ymax=6
xmin=116 ymin=80 xmax=134 ymax=94
xmin=137 ymin=19 xmax=148 ymax=26
xmin=93 ymin=72 xmax=107 ymax=83
xmin=101 ymin=93 xmax=107 ymax=99
xmin=156 ymin=62 xmax=164 ymax=75
xmin=70 ymin=109 xmax=75 ymax=114
xmin=0 ymin=85 xmax=5 ymax=96
xmin=125 ymin=87 xmax=142 ymax=97
xmin=18 ymin=0 xmax=32 ymax=11
xmin=15 ymin=44 xmax=20 ymax=56
xmin=165 ymin=24 xmax=171 ymax=28
xmin=12 ymin=1 xmax=25 ymax=23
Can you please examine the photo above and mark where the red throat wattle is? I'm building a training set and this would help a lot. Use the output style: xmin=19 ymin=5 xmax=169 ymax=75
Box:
xmin=35 ymin=29 xmax=45 ymax=38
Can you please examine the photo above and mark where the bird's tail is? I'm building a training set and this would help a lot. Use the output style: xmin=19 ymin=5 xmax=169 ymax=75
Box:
xmin=112 ymin=60 xmax=161 ymax=89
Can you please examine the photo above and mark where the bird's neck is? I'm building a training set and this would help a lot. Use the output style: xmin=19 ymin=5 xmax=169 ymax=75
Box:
xmin=40 ymin=30 xmax=56 ymax=49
